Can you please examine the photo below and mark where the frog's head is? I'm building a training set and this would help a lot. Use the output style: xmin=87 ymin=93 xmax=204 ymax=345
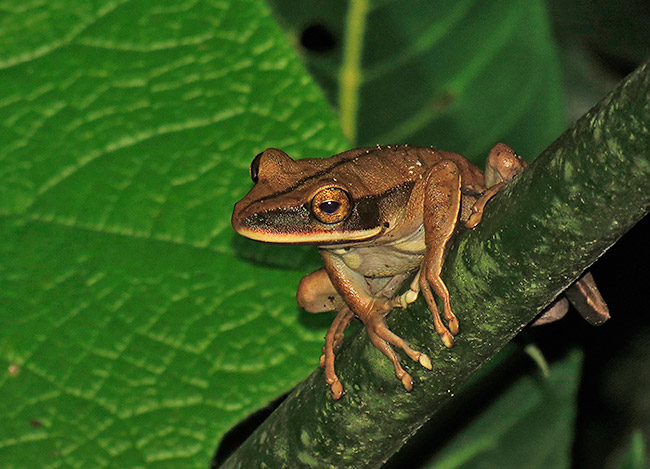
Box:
xmin=231 ymin=148 xmax=385 ymax=245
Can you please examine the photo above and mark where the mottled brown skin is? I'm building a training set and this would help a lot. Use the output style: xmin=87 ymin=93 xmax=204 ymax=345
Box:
xmin=232 ymin=143 xmax=608 ymax=399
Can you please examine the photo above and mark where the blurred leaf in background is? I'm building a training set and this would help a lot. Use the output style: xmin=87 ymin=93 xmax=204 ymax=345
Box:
xmin=549 ymin=0 xmax=650 ymax=119
xmin=620 ymin=431 xmax=648 ymax=469
xmin=424 ymin=350 xmax=583 ymax=469
xmin=267 ymin=0 xmax=567 ymax=159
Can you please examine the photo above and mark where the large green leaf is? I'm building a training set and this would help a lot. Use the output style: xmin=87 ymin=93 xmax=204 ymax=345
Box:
xmin=267 ymin=0 xmax=566 ymax=159
xmin=0 ymin=0 xmax=347 ymax=467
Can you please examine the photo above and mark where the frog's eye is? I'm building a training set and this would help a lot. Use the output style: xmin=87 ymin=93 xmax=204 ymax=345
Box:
xmin=249 ymin=152 xmax=264 ymax=183
xmin=311 ymin=187 xmax=351 ymax=224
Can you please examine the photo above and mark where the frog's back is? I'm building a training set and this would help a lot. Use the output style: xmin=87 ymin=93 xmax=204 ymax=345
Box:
xmin=408 ymin=146 xmax=485 ymax=187
xmin=329 ymin=145 xmax=484 ymax=189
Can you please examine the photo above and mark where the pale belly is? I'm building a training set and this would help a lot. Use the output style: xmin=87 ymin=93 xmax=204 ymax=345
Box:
xmin=326 ymin=225 xmax=426 ymax=278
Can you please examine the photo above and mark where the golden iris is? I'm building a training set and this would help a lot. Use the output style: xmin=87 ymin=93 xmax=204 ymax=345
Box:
xmin=311 ymin=187 xmax=351 ymax=224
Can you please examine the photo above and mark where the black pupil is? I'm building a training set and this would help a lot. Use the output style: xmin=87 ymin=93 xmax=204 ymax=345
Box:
xmin=319 ymin=200 xmax=340 ymax=214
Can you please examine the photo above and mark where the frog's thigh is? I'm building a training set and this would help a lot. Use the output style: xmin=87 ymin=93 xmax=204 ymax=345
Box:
xmin=297 ymin=268 xmax=344 ymax=313
xmin=532 ymin=297 xmax=570 ymax=326
xmin=563 ymin=271 xmax=610 ymax=325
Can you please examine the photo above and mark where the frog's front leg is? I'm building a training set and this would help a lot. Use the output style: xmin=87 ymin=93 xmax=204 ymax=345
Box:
xmin=298 ymin=269 xmax=409 ymax=356
xmin=319 ymin=306 xmax=355 ymax=399
xmin=321 ymin=251 xmax=432 ymax=397
xmin=418 ymin=160 xmax=464 ymax=348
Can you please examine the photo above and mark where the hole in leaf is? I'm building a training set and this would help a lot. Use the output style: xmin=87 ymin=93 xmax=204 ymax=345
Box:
xmin=300 ymin=23 xmax=336 ymax=54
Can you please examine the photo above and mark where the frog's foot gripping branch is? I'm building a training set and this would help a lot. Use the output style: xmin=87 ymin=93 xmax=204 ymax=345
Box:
xmin=465 ymin=181 xmax=506 ymax=228
xmin=363 ymin=316 xmax=433 ymax=393
xmin=320 ymin=301 xmax=434 ymax=400
xmin=319 ymin=307 xmax=355 ymax=399
xmin=399 ymin=269 xmax=459 ymax=349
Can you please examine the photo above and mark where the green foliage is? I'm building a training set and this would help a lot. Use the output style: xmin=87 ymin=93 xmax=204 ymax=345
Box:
xmin=620 ymin=431 xmax=648 ymax=469
xmin=268 ymin=0 xmax=566 ymax=158
xmin=0 ymin=1 xmax=347 ymax=467
xmin=426 ymin=350 xmax=582 ymax=469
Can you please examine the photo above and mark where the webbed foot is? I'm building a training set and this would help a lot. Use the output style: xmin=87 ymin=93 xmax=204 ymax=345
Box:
xmin=364 ymin=316 xmax=432 ymax=392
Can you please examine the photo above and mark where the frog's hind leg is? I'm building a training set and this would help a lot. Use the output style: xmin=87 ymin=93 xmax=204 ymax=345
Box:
xmin=564 ymin=271 xmax=610 ymax=325
xmin=297 ymin=268 xmax=345 ymax=313
xmin=420 ymin=160 xmax=463 ymax=348
xmin=532 ymin=271 xmax=610 ymax=327
xmin=466 ymin=143 xmax=527 ymax=228
xmin=465 ymin=181 xmax=506 ymax=228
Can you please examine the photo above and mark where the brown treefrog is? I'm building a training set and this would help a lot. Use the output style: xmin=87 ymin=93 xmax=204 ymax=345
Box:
xmin=232 ymin=144 xmax=608 ymax=399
